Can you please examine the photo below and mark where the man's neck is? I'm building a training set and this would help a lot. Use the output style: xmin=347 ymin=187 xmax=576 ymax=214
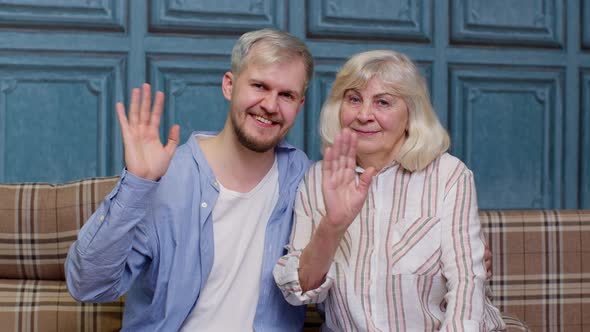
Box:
xmin=199 ymin=129 xmax=277 ymax=193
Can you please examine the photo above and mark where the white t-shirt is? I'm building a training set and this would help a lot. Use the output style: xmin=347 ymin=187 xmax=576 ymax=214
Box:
xmin=180 ymin=157 xmax=279 ymax=332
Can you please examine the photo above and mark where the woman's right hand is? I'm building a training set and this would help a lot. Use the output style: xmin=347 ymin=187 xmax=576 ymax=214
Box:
xmin=115 ymin=84 xmax=180 ymax=181
xmin=321 ymin=129 xmax=376 ymax=232
xmin=297 ymin=129 xmax=376 ymax=292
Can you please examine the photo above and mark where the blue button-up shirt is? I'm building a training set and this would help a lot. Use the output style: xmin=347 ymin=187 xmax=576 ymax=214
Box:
xmin=65 ymin=132 xmax=310 ymax=331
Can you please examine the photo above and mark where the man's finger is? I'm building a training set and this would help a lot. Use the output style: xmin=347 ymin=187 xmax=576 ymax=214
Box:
xmin=128 ymin=88 xmax=140 ymax=126
xmin=165 ymin=124 xmax=180 ymax=157
xmin=116 ymin=102 xmax=130 ymax=135
xmin=150 ymin=91 xmax=165 ymax=130
xmin=139 ymin=83 xmax=152 ymax=125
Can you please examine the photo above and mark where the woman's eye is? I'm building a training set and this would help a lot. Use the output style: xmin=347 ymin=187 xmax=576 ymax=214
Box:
xmin=348 ymin=95 xmax=361 ymax=103
xmin=377 ymin=99 xmax=390 ymax=107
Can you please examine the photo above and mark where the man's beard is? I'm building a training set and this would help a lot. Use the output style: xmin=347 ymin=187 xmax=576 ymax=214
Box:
xmin=231 ymin=111 xmax=283 ymax=153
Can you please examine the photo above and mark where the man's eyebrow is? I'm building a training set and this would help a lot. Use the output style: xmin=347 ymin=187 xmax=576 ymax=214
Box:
xmin=248 ymin=78 xmax=302 ymax=99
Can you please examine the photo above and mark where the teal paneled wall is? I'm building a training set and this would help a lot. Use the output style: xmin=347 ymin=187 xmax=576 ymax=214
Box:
xmin=0 ymin=0 xmax=588 ymax=209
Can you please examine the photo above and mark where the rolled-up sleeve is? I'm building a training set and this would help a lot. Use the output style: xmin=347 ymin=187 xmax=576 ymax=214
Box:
xmin=65 ymin=169 xmax=158 ymax=303
xmin=273 ymin=166 xmax=335 ymax=305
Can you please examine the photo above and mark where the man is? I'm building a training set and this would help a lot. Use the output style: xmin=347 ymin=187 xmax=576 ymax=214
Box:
xmin=65 ymin=29 xmax=313 ymax=331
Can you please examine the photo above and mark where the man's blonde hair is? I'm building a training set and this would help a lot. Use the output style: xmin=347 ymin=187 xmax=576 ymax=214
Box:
xmin=231 ymin=29 xmax=314 ymax=90
xmin=319 ymin=50 xmax=450 ymax=172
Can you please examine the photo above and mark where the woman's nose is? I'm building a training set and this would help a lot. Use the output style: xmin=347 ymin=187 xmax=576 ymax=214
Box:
xmin=357 ymin=103 xmax=374 ymax=122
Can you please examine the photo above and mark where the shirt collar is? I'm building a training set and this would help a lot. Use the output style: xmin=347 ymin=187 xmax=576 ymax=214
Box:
xmin=355 ymin=160 xmax=400 ymax=175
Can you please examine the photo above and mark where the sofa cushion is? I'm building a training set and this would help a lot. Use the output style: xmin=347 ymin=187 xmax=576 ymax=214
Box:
xmin=0 ymin=177 xmax=119 ymax=280
xmin=481 ymin=210 xmax=590 ymax=332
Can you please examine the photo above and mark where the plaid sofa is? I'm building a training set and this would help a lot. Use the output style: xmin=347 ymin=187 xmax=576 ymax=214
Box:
xmin=0 ymin=177 xmax=588 ymax=331
xmin=0 ymin=177 xmax=124 ymax=332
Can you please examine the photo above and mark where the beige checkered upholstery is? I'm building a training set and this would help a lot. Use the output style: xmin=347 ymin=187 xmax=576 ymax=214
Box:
xmin=2 ymin=177 xmax=587 ymax=331
xmin=0 ymin=178 xmax=123 ymax=331
xmin=481 ymin=210 xmax=590 ymax=332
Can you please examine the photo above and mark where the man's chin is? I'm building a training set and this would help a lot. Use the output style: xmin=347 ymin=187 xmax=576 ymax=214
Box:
xmin=238 ymin=135 xmax=281 ymax=153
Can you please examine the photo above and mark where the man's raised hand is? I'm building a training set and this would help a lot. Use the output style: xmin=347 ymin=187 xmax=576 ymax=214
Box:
xmin=116 ymin=84 xmax=180 ymax=181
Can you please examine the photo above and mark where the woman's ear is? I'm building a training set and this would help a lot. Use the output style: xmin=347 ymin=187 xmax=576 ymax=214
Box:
xmin=222 ymin=72 xmax=234 ymax=101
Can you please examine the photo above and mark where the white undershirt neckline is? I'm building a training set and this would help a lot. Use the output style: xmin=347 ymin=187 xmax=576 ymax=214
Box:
xmin=180 ymin=156 xmax=279 ymax=332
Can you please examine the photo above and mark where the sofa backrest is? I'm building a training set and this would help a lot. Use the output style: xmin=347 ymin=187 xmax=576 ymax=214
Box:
xmin=0 ymin=177 xmax=119 ymax=280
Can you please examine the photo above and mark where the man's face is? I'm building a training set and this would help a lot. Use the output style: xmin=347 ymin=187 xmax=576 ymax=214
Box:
xmin=222 ymin=56 xmax=306 ymax=153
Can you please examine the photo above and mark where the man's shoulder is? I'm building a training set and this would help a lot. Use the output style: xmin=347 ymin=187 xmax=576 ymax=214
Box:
xmin=290 ymin=148 xmax=311 ymax=166
xmin=169 ymin=133 xmax=208 ymax=166
xmin=173 ymin=141 xmax=194 ymax=160
xmin=163 ymin=144 xmax=193 ymax=173
xmin=162 ymin=141 xmax=200 ymax=180
xmin=276 ymin=141 xmax=310 ymax=165
xmin=277 ymin=143 xmax=311 ymax=177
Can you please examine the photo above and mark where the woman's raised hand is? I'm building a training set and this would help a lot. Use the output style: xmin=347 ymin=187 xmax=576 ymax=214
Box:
xmin=321 ymin=129 xmax=376 ymax=232
xmin=115 ymin=84 xmax=180 ymax=181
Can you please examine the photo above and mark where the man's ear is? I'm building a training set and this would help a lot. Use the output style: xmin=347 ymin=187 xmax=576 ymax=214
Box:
xmin=297 ymin=96 xmax=305 ymax=113
xmin=222 ymin=72 xmax=234 ymax=101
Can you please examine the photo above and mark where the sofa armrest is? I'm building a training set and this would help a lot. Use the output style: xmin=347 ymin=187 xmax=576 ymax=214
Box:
xmin=502 ymin=313 xmax=530 ymax=332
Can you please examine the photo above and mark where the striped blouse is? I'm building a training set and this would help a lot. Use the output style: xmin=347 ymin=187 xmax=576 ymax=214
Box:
xmin=274 ymin=153 xmax=505 ymax=331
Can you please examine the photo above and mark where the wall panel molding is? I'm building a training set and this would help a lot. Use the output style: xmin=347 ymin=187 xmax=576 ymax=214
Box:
xmin=147 ymin=55 xmax=231 ymax=144
xmin=451 ymin=0 xmax=564 ymax=48
xmin=0 ymin=0 xmax=126 ymax=31
xmin=583 ymin=0 xmax=590 ymax=50
xmin=581 ymin=69 xmax=590 ymax=207
xmin=307 ymin=0 xmax=432 ymax=42
xmin=0 ymin=53 xmax=126 ymax=182
xmin=305 ymin=61 xmax=339 ymax=161
xmin=149 ymin=0 xmax=286 ymax=33
xmin=450 ymin=65 xmax=564 ymax=209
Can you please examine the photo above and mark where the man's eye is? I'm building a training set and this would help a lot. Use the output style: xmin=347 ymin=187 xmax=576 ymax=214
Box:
xmin=280 ymin=93 xmax=294 ymax=100
xmin=253 ymin=83 xmax=263 ymax=89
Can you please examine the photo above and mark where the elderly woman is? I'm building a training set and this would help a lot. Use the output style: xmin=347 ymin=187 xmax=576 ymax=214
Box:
xmin=274 ymin=50 xmax=505 ymax=331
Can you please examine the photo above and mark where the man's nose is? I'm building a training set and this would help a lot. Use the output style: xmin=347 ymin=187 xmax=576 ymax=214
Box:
xmin=260 ymin=92 xmax=279 ymax=113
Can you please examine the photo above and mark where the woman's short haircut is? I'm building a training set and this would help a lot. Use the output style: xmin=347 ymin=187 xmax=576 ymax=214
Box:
xmin=319 ymin=50 xmax=450 ymax=172
xmin=231 ymin=29 xmax=314 ymax=90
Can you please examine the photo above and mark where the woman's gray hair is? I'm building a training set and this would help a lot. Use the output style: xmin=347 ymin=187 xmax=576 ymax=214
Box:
xmin=319 ymin=50 xmax=450 ymax=172
xmin=231 ymin=29 xmax=314 ymax=89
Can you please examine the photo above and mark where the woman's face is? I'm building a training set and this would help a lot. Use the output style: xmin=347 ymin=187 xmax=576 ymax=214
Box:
xmin=339 ymin=76 xmax=409 ymax=168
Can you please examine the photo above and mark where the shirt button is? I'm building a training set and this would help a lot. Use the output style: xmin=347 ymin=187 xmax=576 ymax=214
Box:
xmin=99 ymin=215 xmax=105 ymax=222
xmin=201 ymin=202 xmax=207 ymax=208
xmin=213 ymin=181 xmax=219 ymax=187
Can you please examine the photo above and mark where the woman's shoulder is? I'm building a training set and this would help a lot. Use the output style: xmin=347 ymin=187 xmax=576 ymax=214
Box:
xmin=434 ymin=153 xmax=473 ymax=177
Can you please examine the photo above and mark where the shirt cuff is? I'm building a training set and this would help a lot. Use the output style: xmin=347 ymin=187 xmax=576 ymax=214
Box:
xmin=114 ymin=169 xmax=159 ymax=208
xmin=273 ymin=252 xmax=334 ymax=305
